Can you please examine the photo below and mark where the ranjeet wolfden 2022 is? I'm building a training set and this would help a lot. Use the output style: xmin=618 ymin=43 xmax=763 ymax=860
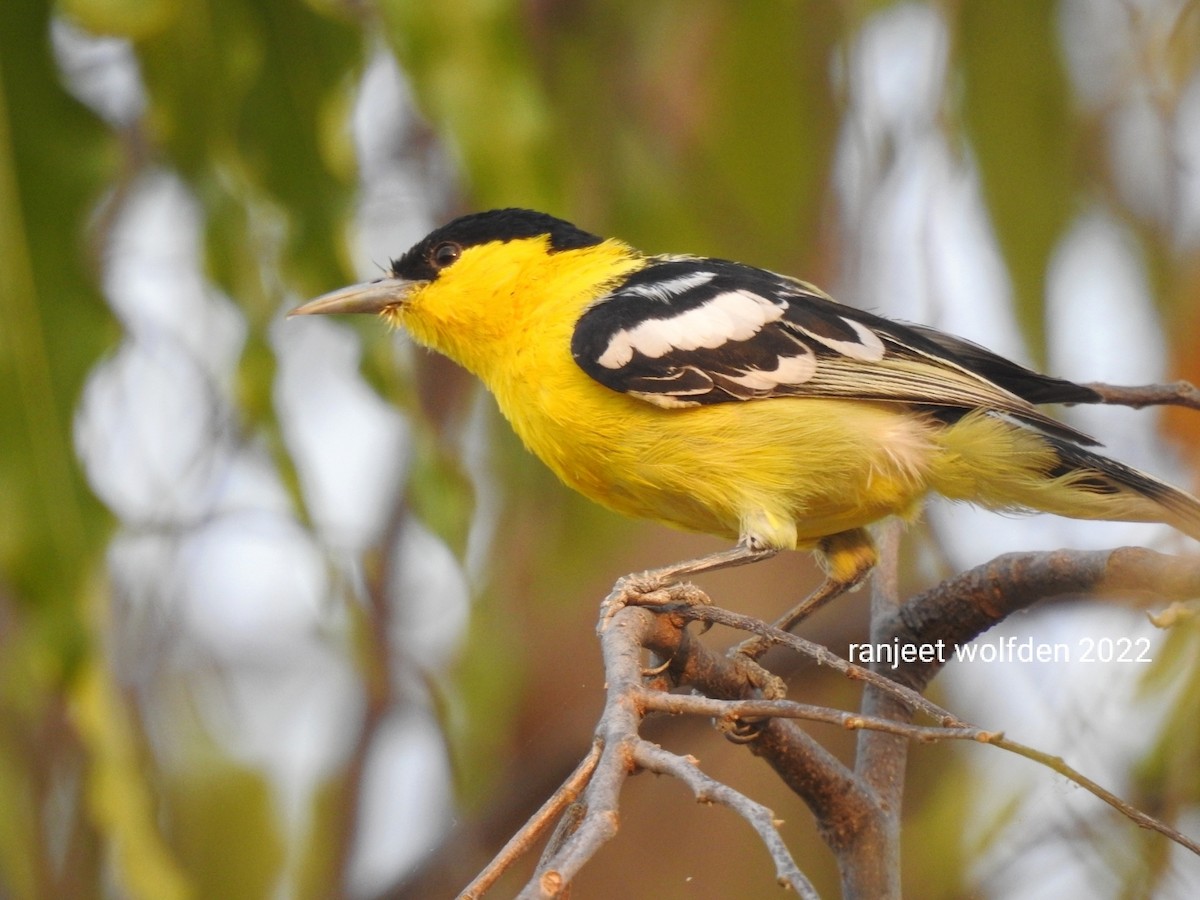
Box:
xmin=848 ymin=635 xmax=1154 ymax=669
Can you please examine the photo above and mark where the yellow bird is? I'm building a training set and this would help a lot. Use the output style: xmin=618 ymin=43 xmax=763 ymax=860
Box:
xmin=290 ymin=208 xmax=1200 ymax=624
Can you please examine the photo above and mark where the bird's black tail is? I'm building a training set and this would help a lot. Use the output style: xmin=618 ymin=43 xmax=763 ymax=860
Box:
xmin=1044 ymin=435 xmax=1200 ymax=542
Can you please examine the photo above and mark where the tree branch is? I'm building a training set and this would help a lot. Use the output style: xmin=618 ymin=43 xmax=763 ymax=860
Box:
xmin=874 ymin=547 xmax=1200 ymax=691
xmin=459 ymin=741 xmax=603 ymax=900
xmin=632 ymin=741 xmax=820 ymax=897
xmin=1085 ymin=379 xmax=1200 ymax=412
xmin=515 ymin=605 xmax=826 ymax=898
xmin=460 ymin=547 xmax=1200 ymax=897
xmin=664 ymin=603 xmax=966 ymax=726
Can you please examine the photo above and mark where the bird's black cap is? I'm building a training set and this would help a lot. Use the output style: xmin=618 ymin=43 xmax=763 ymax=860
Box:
xmin=391 ymin=208 xmax=604 ymax=281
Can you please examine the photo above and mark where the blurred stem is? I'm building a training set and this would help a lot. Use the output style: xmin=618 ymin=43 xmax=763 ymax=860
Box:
xmin=327 ymin=498 xmax=408 ymax=897
xmin=71 ymin=650 xmax=191 ymax=899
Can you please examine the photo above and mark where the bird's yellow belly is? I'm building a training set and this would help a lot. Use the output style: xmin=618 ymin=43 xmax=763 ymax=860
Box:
xmin=498 ymin=378 xmax=938 ymax=550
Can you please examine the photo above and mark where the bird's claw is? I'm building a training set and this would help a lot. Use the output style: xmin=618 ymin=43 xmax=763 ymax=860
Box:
xmin=598 ymin=573 xmax=712 ymax=633
xmin=715 ymin=654 xmax=787 ymax=743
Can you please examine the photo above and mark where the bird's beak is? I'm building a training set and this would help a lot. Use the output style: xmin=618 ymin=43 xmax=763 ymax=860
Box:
xmin=287 ymin=278 xmax=420 ymax=318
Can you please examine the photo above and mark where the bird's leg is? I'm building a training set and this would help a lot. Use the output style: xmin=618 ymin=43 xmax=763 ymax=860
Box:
xmin=632 ymin=542 xmax=780 ymax=586
xmin=774 ymin=568 xmax=869 ymax=633
xmin=733 ymin=529 xmax=877 ymax=661
xmin=598 ymin=543 xmax=778 ymax=632
xmin=719 ymin=533 xmax=877 ymax=741
xmin=731 ymin=571 xmax=869 ymax=661
xmin=716 ymin=569 xmax=868 ymax=741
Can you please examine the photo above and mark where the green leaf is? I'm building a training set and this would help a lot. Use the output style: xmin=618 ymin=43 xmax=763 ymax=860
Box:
xmin=378 ymin=0 xmax=561 ymax=209
xmin=0 ymin=0 xmax=116 ymax=666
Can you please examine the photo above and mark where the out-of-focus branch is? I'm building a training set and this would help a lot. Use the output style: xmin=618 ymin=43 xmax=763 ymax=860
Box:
xmin=329 ymin=494 xmax=410 ymax=898
xmin=874 ymin=546 xmax=1200 ymax=691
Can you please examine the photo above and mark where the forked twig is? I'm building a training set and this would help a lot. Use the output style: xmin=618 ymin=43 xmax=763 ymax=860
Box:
xmin=632 ymin=740 xmax=819 ymax=898
xmin=511 ymin=605 xmax=848 ymax=897
xmin=458 ymin=740 xmax=603 ymax=900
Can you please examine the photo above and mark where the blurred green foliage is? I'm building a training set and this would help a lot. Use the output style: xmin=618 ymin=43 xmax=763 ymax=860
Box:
xmin=0 ymin=0 xmax=113 ymax=643
xmin=956 ymin=0 xmax=1077 ymax=359
xmin=0 ymin=0 xmax=1198 ymax=897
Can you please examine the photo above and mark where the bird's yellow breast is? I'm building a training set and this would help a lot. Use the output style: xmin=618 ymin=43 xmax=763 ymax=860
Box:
xmin=390 ymin=237 xmax=939 ymax=549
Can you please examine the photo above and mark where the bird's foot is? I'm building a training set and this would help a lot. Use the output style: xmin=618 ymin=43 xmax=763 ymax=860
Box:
xmin=598 ymin=544 xmax=777 ymax=634
xmin=598 ymin=571 xmax=712 ymax=633
xmin=716 ymin=654 xmax=788 ymax=743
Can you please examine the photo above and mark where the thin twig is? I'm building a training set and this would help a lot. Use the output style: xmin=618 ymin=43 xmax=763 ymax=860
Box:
xmin=632 ymin=740 xmax=821 ymax=899
xmin=640 ymin=689 xmax=995 ymax=744
xmin=673 ymin=603 xmax=969 ymax=727
xmin=458 ymin=740 xmax=604 ymax=900
xmin=520 ymin=739 xmax=629 ymax=899
xmin=986 ymin=734 xmax=1200 ymax=856
xmin=1085 ymin=379 xmax=1200 ymax=411
xmin=641 ymin=608 xmax=884 ymax=832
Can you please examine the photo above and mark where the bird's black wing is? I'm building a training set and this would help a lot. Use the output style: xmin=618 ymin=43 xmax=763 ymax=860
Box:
xmin=900 ymin=324 xmax=1100 ymax=407
xmin=571 ymin=256 xmax=1099 ymax=445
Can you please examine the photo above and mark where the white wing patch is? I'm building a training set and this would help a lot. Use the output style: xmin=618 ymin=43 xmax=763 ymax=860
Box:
xmin=597 ymin=290 xmax=785 ymax=369
xmin=725 ymin=351 xmax=818 ymax=389
xmin=622 ymin=271 xmax=716 ymax=303
xmin=802 ymin=317 xmax=886 ymax=361
xmin=628 ymin=391 xmax=700 ymax=409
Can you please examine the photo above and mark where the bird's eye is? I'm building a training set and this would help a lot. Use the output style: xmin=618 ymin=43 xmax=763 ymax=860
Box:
xmin=431 ymin=241 xmax=461 ymax=269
